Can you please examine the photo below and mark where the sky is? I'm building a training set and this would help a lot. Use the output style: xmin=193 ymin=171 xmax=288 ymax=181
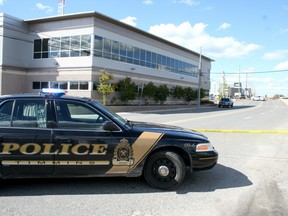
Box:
xmin=1 ymin=0 xmax=288 ymax=96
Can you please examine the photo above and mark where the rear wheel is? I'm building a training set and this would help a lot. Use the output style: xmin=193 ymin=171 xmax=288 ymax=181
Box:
xmin=143 ymin=151 xmax=186 ymax=190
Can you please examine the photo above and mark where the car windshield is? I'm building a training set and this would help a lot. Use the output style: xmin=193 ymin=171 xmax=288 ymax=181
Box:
xmin=222 ymin=98 xmax=229 ymax=101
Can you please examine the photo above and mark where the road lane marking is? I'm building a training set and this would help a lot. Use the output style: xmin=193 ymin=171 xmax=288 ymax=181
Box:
xmin=193 ymin=129 xmax=288 ymax=134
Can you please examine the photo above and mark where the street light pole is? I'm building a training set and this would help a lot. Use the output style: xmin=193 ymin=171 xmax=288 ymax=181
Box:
xmin=197 ymin=47 xmax=202 ymax=109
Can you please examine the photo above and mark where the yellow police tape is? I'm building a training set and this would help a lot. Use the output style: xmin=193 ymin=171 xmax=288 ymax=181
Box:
xmin=193 ymin=129 xmax=288 ymax=134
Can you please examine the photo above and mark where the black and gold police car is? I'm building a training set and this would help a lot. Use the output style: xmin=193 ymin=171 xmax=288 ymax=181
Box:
xmin=0 ymin=89 xmax=218 ymax=189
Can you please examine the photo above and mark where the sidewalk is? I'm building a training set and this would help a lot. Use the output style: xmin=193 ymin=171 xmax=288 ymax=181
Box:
xmin=108 ymin=104 xmax=195 ymax=113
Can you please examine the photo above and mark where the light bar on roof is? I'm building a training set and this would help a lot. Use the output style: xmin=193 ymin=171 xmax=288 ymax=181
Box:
xmin=41 ymin=88 xmax=66 ymax=96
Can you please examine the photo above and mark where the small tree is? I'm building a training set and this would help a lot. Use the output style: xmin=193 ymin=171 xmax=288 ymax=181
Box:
xmin=183 ymin=87 xmax=195 ymax=102
xmin=200 ymin=88 xmax=206 ymax=99
xmin=97 ymin=69 xmax=114 ymax=105
xmin=118 ymin=77 xmax=137 ymax=104
xmin=172 ymin=86 xmax=184 ymax=99
xmin=143 ymin=82 xmax=157 ymax=104
xmin=154 ymin=84 xmax=170 ymax=104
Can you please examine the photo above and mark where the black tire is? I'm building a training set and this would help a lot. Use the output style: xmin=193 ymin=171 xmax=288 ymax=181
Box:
xmin=143 ymin=151 xmax=186 ymax=190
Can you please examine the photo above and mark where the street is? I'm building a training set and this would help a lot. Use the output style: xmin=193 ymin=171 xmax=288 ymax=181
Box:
xmin=1 ymin=99 xmax=288 ymax=216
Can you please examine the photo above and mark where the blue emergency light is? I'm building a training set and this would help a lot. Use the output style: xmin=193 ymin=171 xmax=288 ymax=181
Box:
xmin=41 ymin=88 xmax=66 ymax=96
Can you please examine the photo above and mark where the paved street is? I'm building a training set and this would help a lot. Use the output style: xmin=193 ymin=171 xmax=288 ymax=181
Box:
xmin=1 ymin=99 xmax=288 ymax=216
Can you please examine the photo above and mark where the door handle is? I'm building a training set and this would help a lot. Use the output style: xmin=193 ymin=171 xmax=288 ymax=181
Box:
xmin=54 ymin=136 xmax=71 ymax=143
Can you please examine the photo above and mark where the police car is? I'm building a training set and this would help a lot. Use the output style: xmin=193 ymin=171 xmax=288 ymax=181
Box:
xmin=0 ymin=89 xmax=218 ymax=189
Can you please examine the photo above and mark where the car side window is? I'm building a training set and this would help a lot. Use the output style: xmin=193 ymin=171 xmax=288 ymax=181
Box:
xmin=12 ymin=100 xmax=47 ymax=128
xmin=55 ymin=100 xmax=107 ymax=130
xmin=0 ymin=101 xmax=14 ymax=127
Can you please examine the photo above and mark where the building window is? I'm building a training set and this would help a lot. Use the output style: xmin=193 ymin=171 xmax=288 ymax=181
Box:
xmin=49 ymin=81 xmax=68 ymax=90
xmin=69 ymin=81 xmax=89 ymax=90
xmin=33 ymin=34 xmax=91 ymax=59
xmin=94 ymin=35 xmax=103 ymax=57
xmin=32 ymin=82 xmax=41 ymax=89
xmin=120 ymin=42 xmax=127 ymax=62
xmin=70 ymin=81 xmax=79 ymax=90
xmin=32 ymin=82 xmax=49 ymax=89
xmin=127 ymin=45 xmax=133 ymax=64
xmin=49 ymin=81 xmax=58 ymax=88
xmin=93 ymin=34 xmax=199 ymax=78
xmin=33 ymin=39 xmax=42 ymax=59
xmin=60 ymin=36 xmax=70 ymax=57
xmin=71 ymin=35 xmax=80 ymax=57
xmin=42 ymin=39 xmax=49 ymax=58
xmin=146 ymin=51 xmax=152 ymax=68
xmin=80 ymin=81 xmax=89 ymax=90
xmin=59 ymin=82 xmax=68 ymax=90
xmin=133 ymin=47 xmax=140 ymax=65
xmin=93 ymin=82 xmax=99 ymax=91
xmin=32 ymin=81 xmax=89 ymax=91
xmin=80 ymin=35 xmax=91 ymax=56
xmin=33 ymin=39 xmax=49 ymax=59
xmin=42 ymin=82 xmax=49 ymax=89
xmin=140 ymin=49 xmax=145 ymax=66
xmin=112 ymin=41 xmax=120 ymax=61
xmin=103 ymin=38 xmax=112 ymax=59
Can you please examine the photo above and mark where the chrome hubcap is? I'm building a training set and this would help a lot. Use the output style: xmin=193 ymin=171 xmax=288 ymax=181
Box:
xmin=158 ymin=165 xmax=170 ymax=177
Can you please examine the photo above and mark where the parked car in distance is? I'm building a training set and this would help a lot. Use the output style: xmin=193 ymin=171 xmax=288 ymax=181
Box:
xmin=252 ymin=96 xmax=266 ymax=101
xmin=252 ymin=96 xmax=260 ymax=101
xmin=218 ymin=98 xmax=234 ymax=108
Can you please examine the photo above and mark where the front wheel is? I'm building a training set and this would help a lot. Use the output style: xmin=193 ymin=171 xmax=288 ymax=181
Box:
xmin=143 ymin=151 xmax=186 ymax=190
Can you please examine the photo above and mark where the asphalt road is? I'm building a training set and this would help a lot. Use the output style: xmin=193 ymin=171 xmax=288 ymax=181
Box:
xmin=1 ymin=99 xmax=288 ymax=216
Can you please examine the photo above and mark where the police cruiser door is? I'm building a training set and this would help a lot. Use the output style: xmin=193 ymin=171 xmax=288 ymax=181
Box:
xmin=0 ymin=99 xmax=54 ymax=177
xmin=52 ymin=99 xmax=132 ymax=176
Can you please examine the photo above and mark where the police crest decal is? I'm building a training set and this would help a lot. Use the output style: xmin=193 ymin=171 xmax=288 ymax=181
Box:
xmin=112 ymin=138 xmax=134 ymax=166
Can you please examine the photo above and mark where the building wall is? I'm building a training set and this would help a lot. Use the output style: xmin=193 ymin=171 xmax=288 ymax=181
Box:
xmin=1 ymin=69 xmax=26 ymax=95
xmin=0 ymin=13 xmax=29 ymax=68
xmin=0 ymin=13 xmax=30 ymax=95
xmin=0 ymin=12 xmax=213 ymax=102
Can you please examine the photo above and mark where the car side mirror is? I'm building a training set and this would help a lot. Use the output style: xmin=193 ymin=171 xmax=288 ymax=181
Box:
xmin=103 ymin=121 xmax=119 ymax=131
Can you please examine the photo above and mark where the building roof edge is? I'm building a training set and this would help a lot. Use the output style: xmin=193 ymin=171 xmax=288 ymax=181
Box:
xmin=25 ymin=11 xmax=214 ymax=62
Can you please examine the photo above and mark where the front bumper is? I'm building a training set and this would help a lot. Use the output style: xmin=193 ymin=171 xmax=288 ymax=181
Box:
xmin=220 ymin=103 xmax=228 ymax=106
xmin=191 ymin=150 xmax=218 ymax=171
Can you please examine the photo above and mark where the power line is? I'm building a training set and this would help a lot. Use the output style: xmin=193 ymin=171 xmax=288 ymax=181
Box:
xmin=211 ymin=69 xmax=288 ymax=75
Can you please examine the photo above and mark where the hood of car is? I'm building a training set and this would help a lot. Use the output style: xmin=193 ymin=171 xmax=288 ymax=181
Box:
xmin=130 ymin=121 xmax=209 ymax=141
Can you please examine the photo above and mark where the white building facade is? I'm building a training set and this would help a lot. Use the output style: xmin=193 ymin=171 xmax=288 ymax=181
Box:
xmin=0 ymin=11 xmax=213 ymax=103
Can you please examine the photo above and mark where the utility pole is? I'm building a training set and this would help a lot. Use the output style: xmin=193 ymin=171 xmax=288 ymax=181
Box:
xmin=197 ymin=47 xmax=202 ymax=109
xmin=245 ymin=72 xmax=249 ymax=97
xmin=222 ymin=71 xmax=225 ymax=97
xmin=238 ymin=65 xmax=241 ymax=96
